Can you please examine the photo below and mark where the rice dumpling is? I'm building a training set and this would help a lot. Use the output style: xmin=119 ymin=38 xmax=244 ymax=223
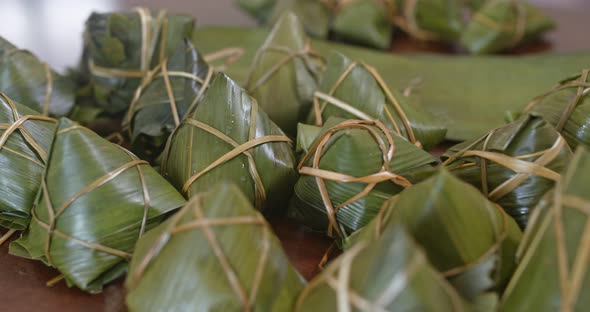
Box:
xmin=329 ymin=0 xmax=393 ymax=49
xmin=387 ymin=0 xmax=463 ymax=42
xmin=522 ymin=69 xmax=590 ymax=150
xmin=126 ymin=183 xmax=305 ymax=312
xmin=9 ymin=118 xmax=186 ymax=293
xmin=296 ymin=223 xmax=469 ymax=311
xmin=160 ymin=73 xmax=297 ymax=213
xmin=442 ymin=115 xmax=571 ymax=228
xmin=0 ymin=36 xmax=74 ymax=116
xmin=500 ymin=147 xmax=590 ymax=311
xmin=0 ymin=94 xmax=56 ymax=230
xmin=245 ymin=12 xmax=324 ymax=135
xmin=461 ymin=0 xmax=554 ymax=54
xmin=123 ymin=39 xmax=213 ymax=160
xmin=288 ymin=118 xmax=437 ymax=238
xmin=346 ymin=170 xmax=522 ymax=300
xmin=307 ymin=51 xmax=446 ymax=150
xmin=81 ymin=7 xmax=195 ymax=114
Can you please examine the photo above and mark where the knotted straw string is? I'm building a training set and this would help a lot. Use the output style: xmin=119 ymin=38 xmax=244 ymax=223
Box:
xmin=442 ymin=128 xmax=565 ymax=203
xmin=525 ymin=69 xmax=590 ymax=132
xmin=472 ymin=0 xmax=528 ymax=47
xmin=127 ymin=195 xmax=271 ymax=311
xmin=31 ymin=125 xmax=154 ymax=266
xmin=312 ymin=61 xmax=419 ymax=147
xmin=298 ymin=119 xmax=412 ymax=238
xmin=296 ymin=240 xmax=465 ymax=311
xmin=246 ymin=41 xmax=325 ymax=93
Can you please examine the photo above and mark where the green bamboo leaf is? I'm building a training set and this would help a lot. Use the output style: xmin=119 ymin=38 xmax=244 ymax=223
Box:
xmin=0 ymin=37 xmax=74 ymax=116
xmin=245 ymin=12 xmax=324 ymax=135
xmin=500 ymin=147 xmax=590 ymax=311
xmin=81 ymin=8 xmax=195 ymax=114
xmin=442 ymin=115 xmax=572 ymax=228
xmin=126 ymin=183 xmax=305 ymax=311
xmin=288 ymin=117 xmax=437 ymax=237
xmin=124 ymin=40 xmax=212 ymax=160
xmin=461 ymin=0 xmax=554 ymax=54
xmin=9 ymin=118 xmax=186 ymax=293
xmin=388 ymin=0 xmax=463 ymax=42
xmin=0 ymin=94 xmax=57 ymax=230
xmin=193 ymin=26 xmax=590 ymax=141
xmin=296 ymin=224 xmax=469 ymax=311
xmin=331 ymin=0 xmax=393 ymax=49
xmin=346 ymin=170 xmax=522 ymax=300
xmin=308 ymin=51 xmax=446 ymax=150
xmin=161 ymin=73 xmax=297 ymax=214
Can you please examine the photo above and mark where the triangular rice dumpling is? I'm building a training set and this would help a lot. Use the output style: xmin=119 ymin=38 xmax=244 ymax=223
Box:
xmin=442 ymin=115 xmax=571 ymax=228
xmin=160 ymin=73 xmax=297 ymax=213
xmin=123 ymin=40 xmax=213 ymax=160
xmin=296 ymin=224 xmax=469 ymax=311
xmin=346 ymin=170 xmax=522 ymax=300
xmin=307 ymin=51 xmax=446 ymax=150
xmin=288 ymin=118 xmax=437 ymax=238
xmin=330 ymin=0 xmax=393 ymax=49
xmin=9 ymin=118 xmax=185 ymax=293
xmin=81 ymin=7 xmax=195 ymax=114
xmin=126 ymin=183 xmax=305 ymax=312
xmin=500 ymin=147 xmax=590 ymax=311
xmin=387 ymin=0 xmax=463 ymax=42
xmin=0 ymin=36 xmax=74 ymax=116
xmin=461 ymin=0 xmax=554 ymax=54
xmin=522 ymin=69 xmax=590 ymax=150
xmin=0 ymin=94 xmax=56 ymax=230
xmin=245 ymin=12 xmax=324 ymax=135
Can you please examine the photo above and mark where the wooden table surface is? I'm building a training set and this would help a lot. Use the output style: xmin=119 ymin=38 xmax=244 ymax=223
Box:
xmin=1 ymin=5 xmax=590 ymax=312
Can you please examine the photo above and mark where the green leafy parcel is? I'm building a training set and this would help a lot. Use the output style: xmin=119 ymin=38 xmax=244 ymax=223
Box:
xmin=245 ymin=12 xmax=324 ymax=135
xmin=0 ymin=36 xmax=74 ymax=116
xmin=347 ymin=170 xmax=522 ymax=301
xmin=308 ymin=51 xmax=446 ymax=150
xmin=442 ymin=115 xmax=571 ymax=228
xmin=0 ymin=94 xmax=57 ymax=230
xmin=501 ymin=147 xmax=590 ymax=311
xmin=10 ymin=118 xmax=186 ymax=293
xmin=81 ymin=7 xmax=195 ymax=114
xmin=296 ymin=224 xmax=469 ymax=312
xmin=126 ymin=183 xmax=305 ymax=312
xmin=461 ymin=0 xmax=554 ymax=54
xmin=388 ymin=0 xmax=464 ymax=42
xmin=161 ymin=73 xmax=297 ymax=213
xmin=289 ymin=118 xmax=437 ymax=238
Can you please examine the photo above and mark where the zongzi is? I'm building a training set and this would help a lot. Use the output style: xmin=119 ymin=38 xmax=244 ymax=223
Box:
xmin=346 ymin=170 xmax=522 ymax=300
xmin=442 ymin=115 xmax=571 ymax=228
xmin=245 ymin=12 xmax=324 ymax=135
xmin=9 ymin=118 xmax=185 ymax=293
xmin=330 ymin=0 xmax=393 ymax=49
xmin=160 ymin=73 xmax=297 ymax=213
xmin=126 ymin=183 xmax=305 ymax=312
xmin=289 ymin=118 xmax=437 ymax=238
xmin=387 ymin=0 xmax=463 ymax=42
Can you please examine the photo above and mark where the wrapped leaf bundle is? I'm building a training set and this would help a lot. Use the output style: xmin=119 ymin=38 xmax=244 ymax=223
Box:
xmin=161 ymin=73 xmax=297 ymax=213
xmin=442 ymin=115 xmax=571 ymax=228
xmin=461 ymin=0 xmax=554 ymax=54
xmin=245 ymin=12 xmax=324 ymax=135
xmin=288 ymin=118 xmax=437 ymax=238
xmin=126 ymin=183 xmax=305 ymax=312
xmin=0 ymin=37 xmax=74 ymax=116
xmin=81 ymin=7 xmax=195 ymax=114
xmin=296 ymin=224 xmax=468 ymax=311
xmin=328 ymin=0 xmax=393 ymax=49
xmin=387 ymin=0 xmax=463 ymax=42
xmin=500 ymin=147 xmax=590 ymax=311
xmin=522 ymin=69 xmax=590 ymax=150
xmin=0 ymin=94 xmax=56 ymax=230
xmin=347 ymin=170 xmax=522 ymax=300
xmin=10 ymin=118 xmax=186 ymax=293
xmin=308 ymin=51 xmax=446 ymax=150
xmin=123 ymin=40 xmax=213 ymax=160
